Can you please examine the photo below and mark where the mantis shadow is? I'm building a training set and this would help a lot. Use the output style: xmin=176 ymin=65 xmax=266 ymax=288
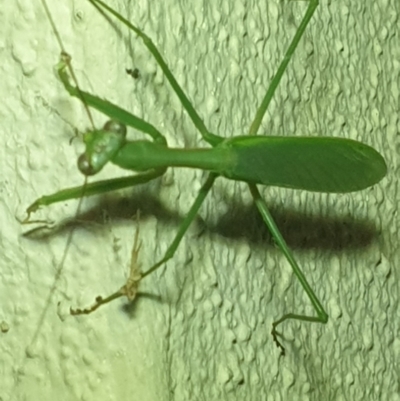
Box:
xmin=24 ymin=186 xmax=379 ymax=253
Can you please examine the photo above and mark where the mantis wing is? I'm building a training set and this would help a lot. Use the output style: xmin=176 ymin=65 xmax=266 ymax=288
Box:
xmin=220 ymin=136 xmax=387 ymax=193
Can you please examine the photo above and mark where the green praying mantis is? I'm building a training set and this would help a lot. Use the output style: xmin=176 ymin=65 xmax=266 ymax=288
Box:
xmin=26 ymin=0 xmax=387 ymax=354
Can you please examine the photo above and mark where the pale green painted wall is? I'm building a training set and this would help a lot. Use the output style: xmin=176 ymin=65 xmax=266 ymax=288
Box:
xmin=1 ymin=0 xmax=399 ymax=400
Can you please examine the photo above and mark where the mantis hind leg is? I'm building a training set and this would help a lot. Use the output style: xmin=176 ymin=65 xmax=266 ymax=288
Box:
xmin=248 ymin=0 xmax=327 ymax=354
xmin=249 ymin=185 xmax=328 ymax=355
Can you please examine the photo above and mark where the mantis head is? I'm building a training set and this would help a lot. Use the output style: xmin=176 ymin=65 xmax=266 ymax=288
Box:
xmin=78 ymin=120 xmax=127 ymax=176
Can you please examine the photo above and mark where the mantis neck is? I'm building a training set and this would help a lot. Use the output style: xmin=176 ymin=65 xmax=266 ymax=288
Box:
xmin=112 ymin=140 xmax=234 ymax=174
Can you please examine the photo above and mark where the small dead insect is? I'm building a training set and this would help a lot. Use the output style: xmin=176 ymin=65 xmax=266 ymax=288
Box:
xmin=70 ymin=217 xmax=142 ymax=315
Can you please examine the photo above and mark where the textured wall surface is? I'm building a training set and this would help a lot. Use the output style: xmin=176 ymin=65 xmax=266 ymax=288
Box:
xmin=1 ymin=0 xmax=399 ymax=400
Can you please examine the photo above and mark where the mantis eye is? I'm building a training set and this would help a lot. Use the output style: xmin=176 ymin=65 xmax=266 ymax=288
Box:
xmin=77 ymin=153 xmax=97 ymax=176
xmin=103 ymin=120 xmax=127 ymax=138
xmin=77 ymin=120 xmax=128 ymax=176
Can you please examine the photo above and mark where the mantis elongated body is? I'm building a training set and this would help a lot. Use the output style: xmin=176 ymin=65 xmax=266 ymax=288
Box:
xmin=26 ymin=0 xmax=387 ymax=354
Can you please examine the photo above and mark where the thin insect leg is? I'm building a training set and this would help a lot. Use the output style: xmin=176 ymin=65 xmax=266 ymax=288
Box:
xmin=141 ymin=174 xmax=217 ymax=278
xmin=92 ymin=0 xmax=318 ymax=142
xmin=71 ymin=215 xmax=143 ymax=315
xmin=248 ymin=0 xmax=319 ymax=135
xmin=246 ymin=0 xmax=325 ymax=353
xmin=249 ymin=185 xmax=328 ymax=355
xmin=40 ymin=0 xmax=95 ymax=129
xmin=25 ymin=169 xmax=164 ymax=217
xmin=57 ymin=54 xmax=166 ymax=144
xmin=88 ymin=0 xmax=224 ymax=148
